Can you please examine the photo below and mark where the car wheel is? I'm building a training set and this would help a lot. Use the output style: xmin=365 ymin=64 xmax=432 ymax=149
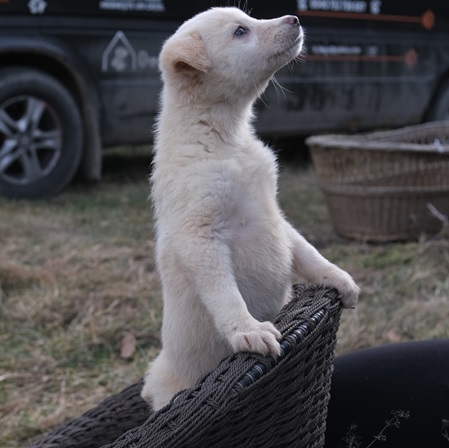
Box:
xmin=0 ymin=67 xmax=83 ymax=199
xmin=427 ymin=79 xmax=449 ymax=122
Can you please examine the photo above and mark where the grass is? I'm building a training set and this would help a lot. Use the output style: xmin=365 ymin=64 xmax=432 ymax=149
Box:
xmin=1 ymin=146 xmax=449 ymax=447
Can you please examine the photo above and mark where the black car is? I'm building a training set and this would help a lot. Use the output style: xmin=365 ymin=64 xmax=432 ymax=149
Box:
xmin=0 ymin=0 xmax=448 ymax=198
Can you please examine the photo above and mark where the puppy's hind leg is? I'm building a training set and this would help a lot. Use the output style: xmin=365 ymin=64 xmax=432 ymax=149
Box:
xmin=142 ymin=350 xmax=190 ymax=411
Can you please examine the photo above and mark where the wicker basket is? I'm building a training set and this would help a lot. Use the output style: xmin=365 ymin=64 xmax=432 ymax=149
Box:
xmin=30 ymin=285 xmax=342 ymax=448
xmin=307 ymin=121 xmax=449 ymax=241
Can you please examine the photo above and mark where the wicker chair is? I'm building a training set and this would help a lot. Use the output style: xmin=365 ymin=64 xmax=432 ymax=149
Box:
xmin=31 ymin=285 xmax=343 ymax=448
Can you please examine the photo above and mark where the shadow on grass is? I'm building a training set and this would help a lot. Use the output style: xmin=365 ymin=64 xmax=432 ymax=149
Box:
xmin=101 ymin=146 xmax=152 ymax=182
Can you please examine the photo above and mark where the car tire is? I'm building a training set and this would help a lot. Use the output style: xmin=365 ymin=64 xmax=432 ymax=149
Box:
xmin=427 ymin=79 xmax=449 ymax=122
xmin=0 ymin=67 xmax=83 ymax=199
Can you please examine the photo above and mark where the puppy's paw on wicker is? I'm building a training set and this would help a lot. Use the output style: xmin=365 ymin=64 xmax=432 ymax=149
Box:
xmin=323 ymin=268 xmax=360 ymax=308
xmin=230 ymin=320 xmax=281 ymax=357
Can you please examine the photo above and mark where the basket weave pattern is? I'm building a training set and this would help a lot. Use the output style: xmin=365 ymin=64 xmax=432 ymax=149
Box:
xmin=308 ymin=121 xmax=449 ymax=241
xmin=31 ymin=285 xmax=342 ymax=448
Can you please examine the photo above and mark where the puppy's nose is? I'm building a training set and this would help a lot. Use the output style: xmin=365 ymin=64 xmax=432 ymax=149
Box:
xmin=284 ymin=15 xmax=300 ymax=26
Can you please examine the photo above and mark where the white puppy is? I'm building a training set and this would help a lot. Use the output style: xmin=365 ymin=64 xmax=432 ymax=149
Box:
xmin=142 ymin=7 xmax=360 ymax=411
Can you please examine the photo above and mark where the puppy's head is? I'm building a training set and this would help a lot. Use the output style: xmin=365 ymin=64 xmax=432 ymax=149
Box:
xmin=159 ymin=7 xmax=304 ymax=103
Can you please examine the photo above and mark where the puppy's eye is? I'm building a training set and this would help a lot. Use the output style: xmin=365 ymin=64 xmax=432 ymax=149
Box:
xmin=234 ymin=26 xmax=248 ymax=37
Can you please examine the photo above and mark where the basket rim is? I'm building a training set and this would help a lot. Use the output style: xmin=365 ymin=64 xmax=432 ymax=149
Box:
xmin=319 ymin=182 xmax=449 ymax=195
xmin=306 ymin=121 xmax=449 ymax=154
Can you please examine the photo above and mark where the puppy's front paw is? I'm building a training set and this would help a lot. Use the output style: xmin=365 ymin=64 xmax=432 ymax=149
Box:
xmin=325 ymin=268 xmax=360 ymax=308
xmin=230 ymin=320 xmax=281 ymax=357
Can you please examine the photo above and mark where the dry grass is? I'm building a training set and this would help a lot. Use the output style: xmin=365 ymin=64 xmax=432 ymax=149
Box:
xmin=1 ymin=146 xmax=448 ymax=447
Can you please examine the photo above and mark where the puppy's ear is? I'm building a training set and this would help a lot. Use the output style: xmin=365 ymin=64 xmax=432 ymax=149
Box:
xmin=161 ymin=33 xmax=211 ymax=74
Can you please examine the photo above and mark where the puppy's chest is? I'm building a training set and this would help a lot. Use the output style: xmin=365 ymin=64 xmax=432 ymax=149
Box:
xmin=215 ymin=161 xmax=281 ymax=240
xmin=219 ymin=182 xmax=283 ymax=246
xmin=224 ymin=193 xmax=260 ymax=235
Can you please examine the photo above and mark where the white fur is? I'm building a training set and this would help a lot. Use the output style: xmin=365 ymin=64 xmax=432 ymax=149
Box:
xmin=142 ymin=7 xmax=360 ymax=411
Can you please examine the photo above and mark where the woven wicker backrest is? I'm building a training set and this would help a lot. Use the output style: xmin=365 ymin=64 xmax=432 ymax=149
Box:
xmin=31 ymin=285 xmax=342 ymax=448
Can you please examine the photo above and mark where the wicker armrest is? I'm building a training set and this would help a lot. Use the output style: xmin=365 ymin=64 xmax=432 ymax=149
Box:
xmin=31 ymin=285 xmax=343 ymax=448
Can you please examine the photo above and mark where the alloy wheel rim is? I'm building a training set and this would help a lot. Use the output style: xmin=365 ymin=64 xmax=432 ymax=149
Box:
xmin=0 ymin=95 xmax=62 ymax=186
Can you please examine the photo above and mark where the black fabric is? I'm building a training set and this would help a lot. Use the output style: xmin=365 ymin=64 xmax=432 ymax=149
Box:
xmin=325 ymin=339 xmax=449 ymax=448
